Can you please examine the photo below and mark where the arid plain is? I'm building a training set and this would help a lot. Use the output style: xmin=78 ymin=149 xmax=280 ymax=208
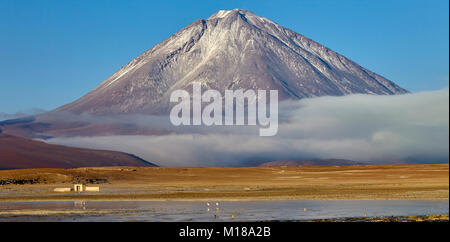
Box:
xmin=0 ymin=164 xmax=448 ymax=201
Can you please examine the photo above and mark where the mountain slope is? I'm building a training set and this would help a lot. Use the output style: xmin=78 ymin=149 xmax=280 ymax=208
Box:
xmin=0 ymin=134 xmax=158 ymax=169
xmin=57 ymin=9 xmax=407 ymax=115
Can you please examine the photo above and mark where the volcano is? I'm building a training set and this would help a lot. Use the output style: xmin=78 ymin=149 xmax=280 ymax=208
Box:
xmin=1 ymin=9 xmax=408 ymax=138
xmin=57 ymin=9 xmax=407 ymax=115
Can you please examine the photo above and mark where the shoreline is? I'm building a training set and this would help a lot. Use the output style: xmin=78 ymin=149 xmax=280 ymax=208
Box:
xmin=304 ymin=214 xmax=450 ymax=222
xmin=1 ymin=197 xmax=449 ymax=203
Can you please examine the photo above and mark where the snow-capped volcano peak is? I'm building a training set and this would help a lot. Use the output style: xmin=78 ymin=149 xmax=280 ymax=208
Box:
xmin=57 ymin=9 xmax=407 ymax=115
xmin=208 ymin=9 xmax=276 ymax=25
xmin=208 ymin=9 xmax=235 ymax=19
xmin=208 ymin=9 xmax=253 ymax=18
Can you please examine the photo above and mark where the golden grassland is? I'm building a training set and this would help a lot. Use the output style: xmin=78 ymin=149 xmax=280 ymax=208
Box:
xmin=0 ymin=164 xmax=448 ymax=201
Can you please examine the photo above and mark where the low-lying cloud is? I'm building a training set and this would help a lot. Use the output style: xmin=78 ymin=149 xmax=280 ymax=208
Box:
xmin=0 ymin=108 xmax=46 ymax=121
xmin=47 ymin=89 xmax=449 ymax=166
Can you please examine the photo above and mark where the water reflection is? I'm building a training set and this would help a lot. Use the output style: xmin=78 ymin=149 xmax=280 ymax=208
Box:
xmin=0 ymin=200 xmax=447 ymax=222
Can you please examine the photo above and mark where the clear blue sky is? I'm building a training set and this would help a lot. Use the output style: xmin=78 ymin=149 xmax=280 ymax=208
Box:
xmin=0 ymin=0 xmax=448 ymax=113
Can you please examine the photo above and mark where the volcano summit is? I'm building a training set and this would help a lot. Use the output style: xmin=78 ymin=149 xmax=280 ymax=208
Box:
xmin=57 ymin=9 xmax=407 ymax=115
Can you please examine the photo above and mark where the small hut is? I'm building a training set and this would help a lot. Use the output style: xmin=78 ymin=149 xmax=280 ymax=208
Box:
xmin=74 ymin=184 xmax=84 ymax=192
xmin=53 ymin=184 xmax=100 ymax=193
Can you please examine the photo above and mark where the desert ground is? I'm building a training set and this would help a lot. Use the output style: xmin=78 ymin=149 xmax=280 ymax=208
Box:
xmin=309 ymin=214 xmax=449 ymax=222
xmin=0 ymin=164 xmax=448 ymax=201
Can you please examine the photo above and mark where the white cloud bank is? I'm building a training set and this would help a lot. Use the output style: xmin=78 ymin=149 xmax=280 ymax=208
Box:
xmin=47 ymin=89 xmax=449 ymax=166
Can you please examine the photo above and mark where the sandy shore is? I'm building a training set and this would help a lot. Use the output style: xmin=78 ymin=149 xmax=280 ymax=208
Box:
xmin=308 ymin=214 xmax=449 ymax=222
xmin=0 ymin=164 xmax=448 ymax=202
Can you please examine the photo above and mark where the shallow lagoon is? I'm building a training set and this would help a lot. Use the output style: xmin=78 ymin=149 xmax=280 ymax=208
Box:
xmin=0 ymin=200 xmax=447 ymax=222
